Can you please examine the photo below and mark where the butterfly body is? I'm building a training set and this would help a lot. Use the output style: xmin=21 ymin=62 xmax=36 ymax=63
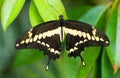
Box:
xmin=15 ymin=15 xmax=109 ymax=70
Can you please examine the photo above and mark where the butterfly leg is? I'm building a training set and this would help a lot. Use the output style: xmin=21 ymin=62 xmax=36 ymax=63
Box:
xmin=45 ymin=57 xmax=51 ymax=71
xmin=79 ymin=54 xmax=86 ymax=66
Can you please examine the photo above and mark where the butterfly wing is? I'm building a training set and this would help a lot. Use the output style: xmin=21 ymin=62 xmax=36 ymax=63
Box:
xmin=15 ymin=21 xmax=61 ymax=60
xmin=64 ymin=20 xmax=110 ymax=58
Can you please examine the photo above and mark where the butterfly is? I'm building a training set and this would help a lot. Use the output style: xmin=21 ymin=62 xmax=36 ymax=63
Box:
xmin=15 ymin=15 xmax=110 ymax=71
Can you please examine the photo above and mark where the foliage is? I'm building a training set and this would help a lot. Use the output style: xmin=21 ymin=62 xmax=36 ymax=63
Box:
xmin=0 ymin=0 xmax=120 ymax=78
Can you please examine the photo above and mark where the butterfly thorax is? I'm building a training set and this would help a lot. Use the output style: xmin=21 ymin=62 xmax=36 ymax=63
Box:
xmin=59 ymin=15 xmax=64 ymax=26
xmin=58 ymin=15 xmax=65 ymax=42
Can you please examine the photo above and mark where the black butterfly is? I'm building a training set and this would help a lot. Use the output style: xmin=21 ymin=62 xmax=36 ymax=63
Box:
xmin=15 ymin=15 xmax=110 ymax=71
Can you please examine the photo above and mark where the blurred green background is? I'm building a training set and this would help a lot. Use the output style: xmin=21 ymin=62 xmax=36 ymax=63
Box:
xmin=0 ymin=0 xmax=120 ymax=78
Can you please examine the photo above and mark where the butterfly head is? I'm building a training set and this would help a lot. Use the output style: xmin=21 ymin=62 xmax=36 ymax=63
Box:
xmin=59 ymin=15 xmax=64 ymax=26
xmin=59 ymin=15 xmax=64 ymax=20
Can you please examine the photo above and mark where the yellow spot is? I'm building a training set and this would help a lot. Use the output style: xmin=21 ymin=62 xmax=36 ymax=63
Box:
xmin=28 ymin=32 xmax=32 ymax=38
xmin=55 ymin=50 xmax=60 ymax=54
xmin=92 ymin=36 xmax=95 ymax=40
xmin=45 ymin=65 xmax=49 ymax=71
xmin=38 ymin=34 xmax=42 ymax=39
xmin=20 ymin=40 xmax=25 ymax=44
xmin=30 ymin=28 xmax=33 ymax=31
xmin=48 ymin=48 xmax=50 ymax=50
xmin=42 ymin=42 xmax=45 ymax=46
xmin=84 ymin=39 xmax=87 ymax=42
xmin=82 ymin=61 xmax=86 ymax=66
xmin=50 ymin=48 xmax=54 ymax=53
xmin=82 ymin=32 xmax=86 ymax=38
xmin=25 ymin=39 xmax=29 ymax=43
xmin=80 ymin=41 xmax=83 ymax=44
xmin=95 ymin=36 xmax=99 ymax=41
xmin=105 ymin=41 xmax=109 ymax=44
xmin=28 ymin=31 xmax=31 ymax=34
xmin=37 ymin=41 xmax=41 ymax=43
xmin=92 ymin=27 xmax=95 ymax=29
xmin=46 ymin=44 xmax=49 ymax=47
xmin=28 ymin=28 xmax=33 ymax=37
xmin=100 ymin=38 xmax=104 ymax=41
xmin=63 ymin=27 xmax=77 ymax=36
xmin=75 ymin=42 xmax=79 ymax=46
xmin=74 ymin=47 xmax=78 ymax=50
xmin=92 ymin=27 xmax=96 ymax=32
xmin=74 ymin=30 xmax=78 ymax=36
xmin=30 ymin=38 xmax=33 ymax=43
xmin=70 ymin=49 xmax=74 ymax=52
xmin=92 ymin=28 xmax=96 ymax=36
xmin=42 ymin=32 xmax=47 ymax=39
xmin=34 ymin=35 xmax=38 ymax=42
xmin=41 ymin=27 xmax=61 ymax=39
xmin=16 ymin=44 xmax=19 ymax=46
xmin=78 ymin=31 xmax=82 ymax=37
xmin=87 ymin=33 xmax=91 ymax=40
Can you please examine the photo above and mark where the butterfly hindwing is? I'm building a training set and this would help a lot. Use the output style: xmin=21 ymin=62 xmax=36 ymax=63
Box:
xmin=15 ymin=15 xmax=110 ymax=70
xmin=64 ymin=20 xmax=109 ymax=57
xmin=15 ymin=21 xmax=62 ymax=60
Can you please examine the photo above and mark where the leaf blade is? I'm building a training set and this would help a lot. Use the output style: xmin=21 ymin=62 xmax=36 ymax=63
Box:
xmin=29 ymin=0 xmax=43 ymax=26
xmin=1 ymin=0 xmax=25 ymax=31
xmin=106 ymin=5 xmax=117 ymax=70
xmin=77 ymin=5 xmax=109 ymax=78
xmin=33 ymin=0 xmax=67 ymax=21
xmin=13 ymin=49 xmax=44 ymax=67
xmin=114 ymin=5 xmax=120 ymax=73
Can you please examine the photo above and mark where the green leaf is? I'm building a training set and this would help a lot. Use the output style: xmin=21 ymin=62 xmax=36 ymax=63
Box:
xmin=77 ymin=47 xmax=101 ymax=78
xmin=56 ymin=50 xmax=81 ymax=78
xmin=91 ymin=8 xmax=108 ymax=78
xmin=29 ymin=0 xmax=43 ymax=26
xmin=33 ymin=0 xmax=67 ymax=21
xmin=106 ymin=5 xmax=120 ymax=72
xmin=102 ymin=50 xmax=120 ymax=78
xmin=13 ymin=49 xmax=44 ymax=67
xmin=91 ymin=62 xmax=101 ymax=78
xmin=13 ymin=0 xmax=67 ymax=68
xmin=0 ymin=0 xmax=4 ymax=18
xmin=102 ymin=50 xmax=114 ymax=78
xmin=76 ymin=5 xmax=109 ymax=78
xmin=115 ymin=5 xmax=120 ymax=71
xmin=1 ymin=0 xmax=25 ymax=31
xmin=80 ymin=4 xmax=108 ymax=25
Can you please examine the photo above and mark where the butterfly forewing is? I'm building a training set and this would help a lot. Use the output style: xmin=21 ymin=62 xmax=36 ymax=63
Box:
xmin=15 ymin=15 xmax=110 ymax=70
xmin=15 ymin=21 xmax=62 ymax=60
xmin=63 ymin=20 xmax=109 ymax=57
